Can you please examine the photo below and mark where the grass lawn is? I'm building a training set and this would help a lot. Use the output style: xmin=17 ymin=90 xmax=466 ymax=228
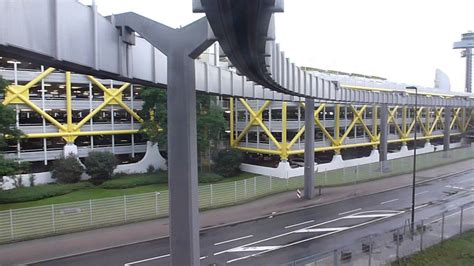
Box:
xmin=396 ymin=229 xmax=474 ymax=266
xmin=0 ymin=171 xmax=255 ymax=211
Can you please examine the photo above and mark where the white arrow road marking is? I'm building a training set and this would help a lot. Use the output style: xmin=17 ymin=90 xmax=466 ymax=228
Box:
xmin=215 ymin=210 xmax=404 ymax=262
xmin=345 ymin=214 xmax=396 ymax=218
xmin=284 ymin=220 xmax=315 ymax=229
xmin=124 ymin=254 xmax=208 ymax=265
xmin=380 ymin=198 xmax=399 ymax=205
xmin=225 ymin=210 xmax=405 ymax=264
xmin=338 ymin=208 xmax=362 ymax=216
xmin=415 ymin=191 xmax=429 ymax=196
xmin=214 ymin=235 xmax=254 ymax=246
xmin=227 ymin=246 xmax=281 ymax=252
xmin=446 ymin=185 xmax=464 ymax=190
xmin=124 ymin=254 xmax=170 ymax=266
xmin=294 ymin=227 xmax=350 ymax=233
xmin=414 ymin=204 xmax=429 ymax=210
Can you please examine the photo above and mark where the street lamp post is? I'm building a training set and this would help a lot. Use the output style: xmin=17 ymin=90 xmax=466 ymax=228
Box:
xmin=406 ymin=86 xmax=418 ymax=234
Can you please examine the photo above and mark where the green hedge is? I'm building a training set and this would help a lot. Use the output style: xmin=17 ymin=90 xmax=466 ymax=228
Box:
xmin=198 ymin=172 xmax=223 ymax=183
xmin=0 ymin=183 xmax=92 ymax=204
xmin=101 ymin=171 xmax=225 ymax=189
xmin=100 ymin=171 xmax=168 ymax=189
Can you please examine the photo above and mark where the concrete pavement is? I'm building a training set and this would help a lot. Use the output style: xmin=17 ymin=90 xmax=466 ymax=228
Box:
xmin=1 ymin=158 xmax=474 ymax=265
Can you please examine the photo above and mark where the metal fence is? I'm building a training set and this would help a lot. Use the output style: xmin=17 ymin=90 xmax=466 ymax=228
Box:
xmin=286 ymin=201 xmax=474 ymax=266
xmin=0 ymin=146 xmax=473 ymax=243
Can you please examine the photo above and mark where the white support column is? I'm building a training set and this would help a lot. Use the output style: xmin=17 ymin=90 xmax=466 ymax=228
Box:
xmin=268 ymin=105 xmax=272 ymax=149
xmin=130 ymin=84 xmax=135 ymax=157
xmin=87 ymin=81 xmax=93 ymax=150
xmin=13 ymin=62 xmax=21 ymax=159
xmin=41 ymin=65 xmax=47 ymax=165
xmin=379 ymin=104 xmax=389 ymax=171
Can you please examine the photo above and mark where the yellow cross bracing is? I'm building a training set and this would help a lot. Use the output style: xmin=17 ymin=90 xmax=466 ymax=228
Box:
xmin=229 ymin=98 xmax=472 ymax=160
xmin=2 ymin=68 xmax=145 ymax=142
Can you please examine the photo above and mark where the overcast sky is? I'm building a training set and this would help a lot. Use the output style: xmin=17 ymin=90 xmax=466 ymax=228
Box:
xmin=80 ymin=0 xmax=474 ymax=92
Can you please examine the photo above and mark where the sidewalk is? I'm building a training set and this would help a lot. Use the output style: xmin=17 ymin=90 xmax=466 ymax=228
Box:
xmin=1 ymin=159 xmax=474 ymax=265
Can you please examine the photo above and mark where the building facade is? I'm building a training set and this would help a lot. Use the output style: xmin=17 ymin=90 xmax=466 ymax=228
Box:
xmin=228 ymin=69 xmax=473 ymax=177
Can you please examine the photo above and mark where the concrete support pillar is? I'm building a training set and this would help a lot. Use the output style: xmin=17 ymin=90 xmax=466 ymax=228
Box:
xmin=379 ymin=104 xmax=388 ymax=163
xmin=167 ymin=54 xmax=200 ymax=266
xmin=466 ymin=48 xmax=472 ymax=93
xmin=444 ymin=107 xmax=451 ymax=152
xmin=113 ymin=14 xmax=215 ymax=265
xmin=63 ymin=143 xmax=78 ymax=157
xmin=304 ymin=98 xmax=315 ymax=199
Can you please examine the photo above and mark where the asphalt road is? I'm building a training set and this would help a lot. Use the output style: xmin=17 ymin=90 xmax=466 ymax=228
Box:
xmin=34 ymin=170 xmax=474 ymax=266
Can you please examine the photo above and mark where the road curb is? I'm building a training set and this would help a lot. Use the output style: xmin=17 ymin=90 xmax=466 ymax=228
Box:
xmin=26 ymin=166 xmax=474 ymax=264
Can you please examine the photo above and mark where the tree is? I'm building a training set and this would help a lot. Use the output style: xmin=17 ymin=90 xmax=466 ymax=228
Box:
xmin=52 ymin=155 xmax=84 ymax=184
xmin=0 ymin=77 xmax=22 ymax=147
xmin=139 ymin=87 xmax=167 ymax=148
xmin=84 ymin=151 xmax=118 ymax=184
xmin=0 ymin=76 xmax=25 ymax=182
xmin=196 ymin=95 xmax=226 ymax=171
xmin=139 ymin=88 xmax=226 ymax=170
xmin=213 ymin=149 xmax=243 ymax=177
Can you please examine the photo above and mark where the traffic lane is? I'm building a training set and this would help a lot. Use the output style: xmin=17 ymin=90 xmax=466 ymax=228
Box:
xmin=235 ymin=192 xmax=474 ymax=265
xmin=207 ymin=177 xmax=474 ymax=264
xmin=36 ymin=170 xmax=474 ymax=266
xmin=34 ymin=238 xmax=170 ymax=266
xmin=211 ymin=210 xmax=404 ymax=265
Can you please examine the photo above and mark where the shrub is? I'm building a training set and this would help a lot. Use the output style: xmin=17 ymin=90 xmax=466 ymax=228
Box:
xmin=147 ymin=165 xmax=155 ymax=174
xmin=52 ymin=155 xmax=84 ymax=184
xmin=84 ymin=151 xmax=118 ymax=185
xmin=0 ymin=156 xmax=29 ymax=177
xmin=0 ymin=183 xmax=91 ymax=204
xmin=29 ymin=174 xmax=35 ymax=187
xmin=213 ymin=149 xmax=243 ymax=177
xmin=198 ymin=172 xmax=223 ymax=183
xmin=100 ymin=171 xmax=168 ymax=189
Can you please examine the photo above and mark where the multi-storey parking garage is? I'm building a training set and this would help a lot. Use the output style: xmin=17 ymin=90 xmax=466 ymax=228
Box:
xmin=229 ymin=69 xmax=472 ymax=177
xmin=0 ymin=57 xmax=149 ymax=170
xmin=1 ymin=56 xmax=473 ymax=179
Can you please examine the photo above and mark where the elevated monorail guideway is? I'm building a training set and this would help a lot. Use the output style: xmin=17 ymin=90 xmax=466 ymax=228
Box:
xmin=1 ymin=0 xmax=473 ymax=265
xmin=0 ymin=0 xmax=472 ymax=106
xmin=196 ymin=0 xmax=473 ymax=107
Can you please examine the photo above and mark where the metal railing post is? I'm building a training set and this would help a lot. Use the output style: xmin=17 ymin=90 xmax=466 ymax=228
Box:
xmin=244 ymin=179 xmax=247 ymax=198
xmin=124 ymin=195 xmax=127 ymax=222
xmin=9 ymin=209 xmax=14 ymax=240
xmin=420 ymin=220 xmax=424 ymax=251
xmin=441 ymin=213 xmax=445 ymax=242
xmin=333 ymin=249 xmax=339 ymax=266
xmin=396 ymin=228 xmax=400 ymax=260
xmin=210 ymin=184 xmax=213 ymax=207
xmin=460 ymin=205 xmax=464 ymax=235
xmin=254 ymin=176 xmax=257 ymax=196
xmin=368 ymin=235 xmax=372 ymax=266
xmin=89 ymin=199 xmax=93 ymax=225
xmin=356 ymin=165 xmax=359 ymax=182
xmin=155 ymin=192 xmax=160 ymax=216
xmin=269 ymin=176 xmax=272 ymax=192
xmin=234 ymin=181 xmax=237 ymax=203
xmin=51 ymin=204 xmax=56 ymax=233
